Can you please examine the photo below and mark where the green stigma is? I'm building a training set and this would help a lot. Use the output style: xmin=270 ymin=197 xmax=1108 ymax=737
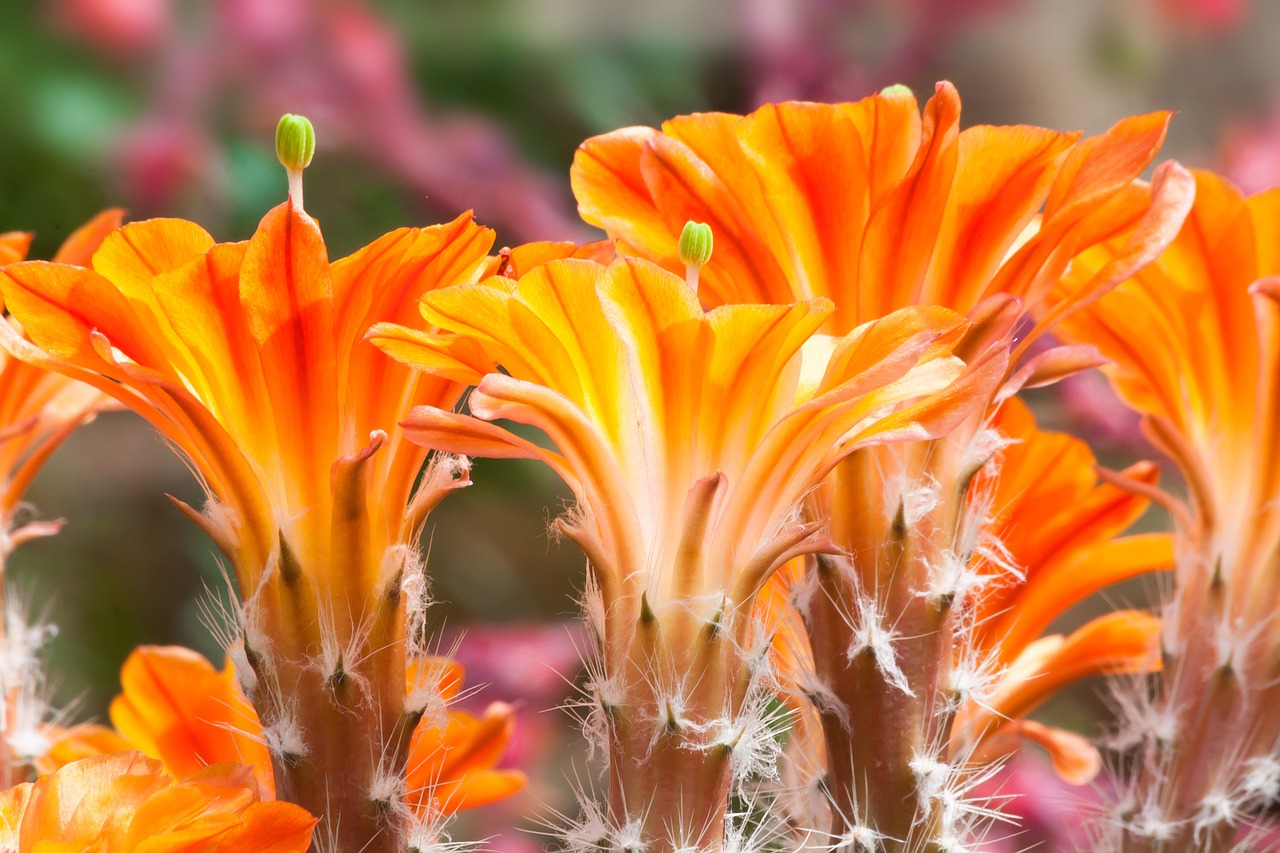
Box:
xmin=275 ymin=114 xmax=316 ymax=173
xmin=678 ymin=221 xmax=714 ymax=269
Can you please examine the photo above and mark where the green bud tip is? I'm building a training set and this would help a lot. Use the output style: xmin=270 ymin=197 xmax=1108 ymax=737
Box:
xmin=879 ymin=83 xmax=913 ymax=98
xmin=678 ymin=221 xmax=714 ymax=268
xmin=276 ymin=114 xmax=316 ymax=173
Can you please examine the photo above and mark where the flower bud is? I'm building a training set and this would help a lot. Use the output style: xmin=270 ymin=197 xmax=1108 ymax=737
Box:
xmin=879 ymin=83 xmax=913 ymax=98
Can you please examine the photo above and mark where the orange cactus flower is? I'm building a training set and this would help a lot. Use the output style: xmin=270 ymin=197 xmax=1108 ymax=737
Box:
xmin=0 ymin=209 xmax=122 ymax=544
xmin=1050 ymin=169 xmax=1280 ymax=851
xmin=0 ymin=751 xmax=316 ymax=852
xmin=0 ymin=211 xmax=122 ymax=789
xmin=45 ymin=646 xmax=524 ymax=818
xmin=570 ymin=83 xmax=1193 ymax=849
xmin=766 ymin=398 xmax=1170 ymax=842
xmin=951 ymin=398 xmax=1171 ymax=781
xmin=370 ymin=252 xmax=980 ymax=851
xmin=572 ymin=82 xmax=1189 ymax=338
xmin=0 ymin=129 xmax=500 ymax=852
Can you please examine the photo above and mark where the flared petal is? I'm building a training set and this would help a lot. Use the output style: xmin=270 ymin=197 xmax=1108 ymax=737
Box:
xmin=1017 ymin=720 xmax=1103 ymax=786
xmin=0 ymin=752 xmax=315 ymax=853
xmin=51 ymin=208 xmax=126 ymax=267
xmin=988 ymin=611 xmax=1162 ymax=725
xmin=972 ymin=398 xmax=1170 ymax=659
xmin=108 ymin=646 xmax=272 ymax=795
xmin=405 ymin=702 xmax=525 ymax=816
xmin=572 ymin=82 xmax=1183 ymax=339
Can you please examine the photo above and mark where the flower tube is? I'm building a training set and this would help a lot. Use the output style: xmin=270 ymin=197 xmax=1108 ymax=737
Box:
xmin=0 ymin=118 xmax=500 ymax=852
xmin=1050 ymin=169 xmax=1280 ymax=851
xmin=370 ymin=251 xmax=979 ymax=851
xmin=570 ymin=82 xmax=1193 ymax=849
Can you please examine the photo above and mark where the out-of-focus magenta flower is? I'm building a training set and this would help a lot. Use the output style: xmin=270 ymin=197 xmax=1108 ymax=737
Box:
xmin=446 ymin=622 xmax=584 ymax=710
xmin=739 ymin=0 xmax=1017 ymax=103
xmin=1221 ymin=109 xmax=1280 ymax=195
xmin=442 ymin=622 xmax=586 ymax=853
xmin=217 ymin=0 xmax=309 ymax=56
xmin=114 ymin=119 xmax=209 ymax=211
xmin=1156 ymin=0 xmax=1247 ymax=30
xmin=52 ymin=0 xmax=586 ymax=242
xmin=1057 ymin=366 xmax=1148 ymax=452
xmin=51 ymin=0 xmax=170 ymax=56
xmin=967 ymin=753 xmax=1106 ymax=851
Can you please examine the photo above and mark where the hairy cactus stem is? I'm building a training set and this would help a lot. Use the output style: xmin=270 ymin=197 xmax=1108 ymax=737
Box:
xmin=808 ymin=440 xmax=972 ymax=851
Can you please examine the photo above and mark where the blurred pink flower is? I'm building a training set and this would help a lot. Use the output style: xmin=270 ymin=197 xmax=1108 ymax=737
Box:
xmin=968 ymin=753 xmax=1105 ymax=851
xmin=1057 ymin=369 xmax=1148 ymax=453
xmin=113 ymin=118 xmax=210 ymax=210
xmin=1221 ymin=108 xmax=1280 ymax=194
xmin=442 ymin=622 xmax=585 ymax=853
xmin=738 ymin=0 xmax=1017 ymax=103
xmin=217 ymin=0 xmax=309 ymax=56
xmin=52 ymin=0 xmax=170 ymax=56
xmin=52 ymin=0 xmax=586 ymax=242
xmin=446 ymin=621 xmax=585 ymax=711
xmin=1156 ymin=0 xmax=1247 ymax=30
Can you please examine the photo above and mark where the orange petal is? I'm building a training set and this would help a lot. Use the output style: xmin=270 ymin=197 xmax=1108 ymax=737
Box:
xmin=1044 ymin=112 xmax=1173 ymax=220
xmin=431 ymin=769 xmax=528 ymax=814
xmin=37 ymin=723 xmax=133 ymax=774
xmin=406 ymin=702 xmax=523 ymax=815
xmin=93 ymin=218 xmax=216 ymax=306
xmin=1019 ymin=720 xmax=1103 ymax=785
xmin=109 ymin=646 xmax=272 ymax=795
xmin=0 ymin=262 xmax=172 ymax=369
xmin=640 ymin=119 xmax=792 ymax=306
xmin=491 ymin=239 xmax=615 ymax=279
xmin=4 ymin=752 xmax=315 ymax=853
xmin=992 ymin=532 xmax=1174 ymax=658
xmin=52 ymin=209 xmax=127 ymax=267
xmin=572 ymin=126 xmax=678 ymax=270
xmin=237 ymin=201 xmax=337 ymax=518
xmin=408 ymin=657 xmax=465 ymax=702
xmin=991 ymin=610 xmax=1162 ymax=724
xmin=0 ymin=783 xmax=33 ymax=849
xmin=856 ymin=81 xmax=961 ymax=321
xmin=0 ymin=231 xmax=33 ymax=264
xmin=736 ymin=101 xmax=871 ymax=324
xmin=924 ymin=123 xmax=1078 ymax=311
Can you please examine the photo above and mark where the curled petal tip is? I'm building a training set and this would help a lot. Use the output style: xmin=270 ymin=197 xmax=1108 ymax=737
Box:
xmin=1249 ymin=275 xmax=1280 ymax=300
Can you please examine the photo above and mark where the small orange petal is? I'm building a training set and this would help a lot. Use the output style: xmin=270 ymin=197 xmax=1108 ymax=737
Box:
xmin=109 ymin=646 xmax=272 ymax=795
xmin=0 ymin=232 xmax=33 ymax=266
xmin=431 ymin=769 xmax=528 ymax=815
xmin=1018 ymin=720 xmax=1103 ymax=786
xmin=991 ymin=611 xmax=1162 ymax=724
xmin=51 ymin=209 xmax=126 ymax=267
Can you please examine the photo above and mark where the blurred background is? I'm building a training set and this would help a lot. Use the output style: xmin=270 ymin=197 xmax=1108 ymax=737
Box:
xmin=1 ymin=0 xmax=1277 ymax=847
